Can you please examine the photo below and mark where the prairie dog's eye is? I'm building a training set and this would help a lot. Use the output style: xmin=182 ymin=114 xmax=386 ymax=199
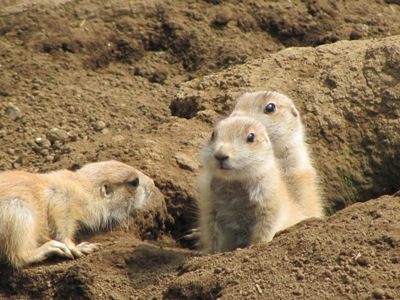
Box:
xmin=264 ymin=102 xmax=276 ymax=113
xmin=129 ymin=178 xmax=139 ymax=187
xmin=247 ymin=133 xmax=255 ymax=143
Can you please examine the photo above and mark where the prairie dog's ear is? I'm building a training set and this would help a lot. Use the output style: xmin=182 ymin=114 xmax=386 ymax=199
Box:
xmin=101 ymin=183 xmax=112 ymax=198
xmin=291 ymin=105 xmax=299 ymax=117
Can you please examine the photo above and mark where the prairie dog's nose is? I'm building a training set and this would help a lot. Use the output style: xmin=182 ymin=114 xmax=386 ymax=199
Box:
xmin=214 ymin=151 xmax=229 ymax=162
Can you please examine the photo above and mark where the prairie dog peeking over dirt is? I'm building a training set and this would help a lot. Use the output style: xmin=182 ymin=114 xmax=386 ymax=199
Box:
xmin=232 ymin=91 xmax=323 ymax=218
xmin=0 ymin=160 xmax=160 ymax=268
xmin=198 ymin=115 xmax=304 ymax=252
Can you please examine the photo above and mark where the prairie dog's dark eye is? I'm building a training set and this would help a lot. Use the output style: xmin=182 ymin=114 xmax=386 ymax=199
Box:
xmin=129 ymin=178 xmax=139 ymax=187
xmin=247 ymin=133 xmax=255 ymax=143
xmin=264 ymin=102 xmax=276 ymax=114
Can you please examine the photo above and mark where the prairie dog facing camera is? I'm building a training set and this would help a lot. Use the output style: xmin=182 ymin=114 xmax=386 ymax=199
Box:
xmin=231 ymin=91 xmax=323 ymax=218
xmin=0 ymin=160 xmax=160 ymax=268
xmin=198 ymin=115 xmax=304 ymax=253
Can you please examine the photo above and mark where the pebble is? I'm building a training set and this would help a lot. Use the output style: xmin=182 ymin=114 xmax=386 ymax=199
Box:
xmin=35 ymin=137 xmax=52 ymax=148
xmin=46 ymin=128 xmax=69 ymax=142
xmin=174 ymin=152 xmax=198 ymax=171
xmin=149 ymin=69 xmax=168 ymax=84
xmin=93 ymin=120 xmax=106 ymax=131
xmin=213 ymin=9 xmax=232 ymax=26
xmin=6 ymin=148 xmax=15 ymax=155
xmin=5 ymin=103 xmax=20 ymax=117
xmin=16 ymin=155 xmax=30 ymax=166
xmin=372 ymin=288 xmax=385 ymax=299
xmin=45 ymin=155 xmax=54 ymax=162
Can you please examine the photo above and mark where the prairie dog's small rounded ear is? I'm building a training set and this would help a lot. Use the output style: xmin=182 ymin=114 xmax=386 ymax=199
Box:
xmin=101 ymin=183 xmax=112 ymax=198
xmin=291 ymin=105 xmax=299 ymax=117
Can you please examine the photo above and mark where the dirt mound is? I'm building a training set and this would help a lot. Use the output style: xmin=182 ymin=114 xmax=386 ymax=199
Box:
xmin=165 ymin=195 xmax=400 ymax=300
xmin=0 ymin=0 xmax=399 ymax=299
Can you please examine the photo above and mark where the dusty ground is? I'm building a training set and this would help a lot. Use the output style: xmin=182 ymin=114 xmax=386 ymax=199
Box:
xmin=0 ymin=0 xmax=399 ymax=299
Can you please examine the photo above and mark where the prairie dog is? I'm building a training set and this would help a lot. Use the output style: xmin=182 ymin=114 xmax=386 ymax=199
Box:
xmin=198 ymin=115 xmax=304 ymax=252
xmin=231 ymin=91 xmax=323 ymax=218
xmin=0 ymin=160 xmax=158 ymax=268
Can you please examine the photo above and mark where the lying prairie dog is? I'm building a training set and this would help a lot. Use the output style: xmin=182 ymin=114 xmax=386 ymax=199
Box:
xmin=0 ymin=160 xmax=161 ymax=268
xmin=198 ymin=115 xmax=304 ymax=252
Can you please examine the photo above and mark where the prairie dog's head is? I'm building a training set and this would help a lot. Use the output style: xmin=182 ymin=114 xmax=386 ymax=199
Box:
xmin=231 ymin=91 xmax=303 ymax=144
xmin=76 ymin=160 xmax=157 ymax=214
xmin=201 ymin=116 xmax=274 ymax=181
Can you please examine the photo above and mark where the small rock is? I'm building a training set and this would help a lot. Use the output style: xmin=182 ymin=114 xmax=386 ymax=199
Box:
xmin=372 ymin=288 xmax=385 ymax=299
xmin=40 ymin=149 xmax=50 ymax=156
xmin=5 ymin=103 xmax=20 ymax=117
xmin=149 ymin=69 xmax=168 ymax=84
xmin=349 ymin=30 xmax=363 ymax=40
xmin=292 ymin=290 xmax=302 ymax=296
xmin=93 ymin=120 xmax=106 ymax=131
xmin=175 ymin=152 xmax=198 ymax=171
xmin=213 ymin=9 xmax=232 ymax=26
xmin=52 ymin=141 xmax=61 ymax=150
xmin=46 ymin=128 xmax=69 ymax=142
xmin=242 ymin=256 xmax=250 ymax=262
xmin=45 ymin=155 xmax=54 ymax=162
xmin=355 ymin=255 xmax=371 ymax=266
xmin=385 ymin=291 xmax=395 ymax=299
xmin=224 ymin=267 xmax=232 ymax=274
xmin=6 ymin=148 xmax=15 ymax=155
xmin=35 ymin=137 xmax=52 ymax=148
xmin=16 ymin=155 xmax=29 ymax=166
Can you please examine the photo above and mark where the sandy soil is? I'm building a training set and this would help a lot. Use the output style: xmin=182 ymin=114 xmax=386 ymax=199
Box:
xmin=0 ymin=0 xmax=399 ymax=299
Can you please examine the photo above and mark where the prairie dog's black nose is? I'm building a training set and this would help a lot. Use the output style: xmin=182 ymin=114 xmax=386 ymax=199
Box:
xmin=214 ymin=152 xmax=229 ymax=162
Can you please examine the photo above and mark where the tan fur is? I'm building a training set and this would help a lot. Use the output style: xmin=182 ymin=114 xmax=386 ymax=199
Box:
xmin=198 ymin=116 xmax=304 ymax=253
xmin=231 ymin=91 xmax=323 ymax=218
xmin=0 ymin=160 xmax=156 ymax=268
